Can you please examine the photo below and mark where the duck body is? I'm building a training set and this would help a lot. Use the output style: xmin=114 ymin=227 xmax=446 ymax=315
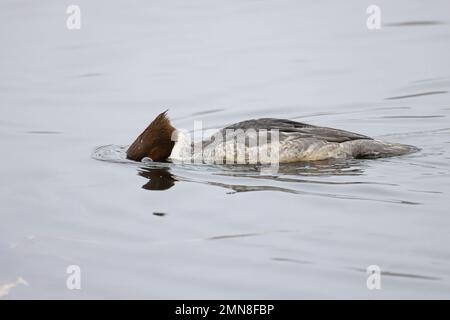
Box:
xmin=127 ymin=112 xmax=419 ymax=164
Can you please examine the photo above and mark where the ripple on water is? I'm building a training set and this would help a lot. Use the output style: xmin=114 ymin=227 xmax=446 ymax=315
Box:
xmin=92 ymin=144 xmax=131 ymax=163
xmin=385 ymin=21 xmax=445 ymax=27
xmin=92 ymin=144 xmax=422 ymax=205
xmin=385 ymin=91 xmax=448 ymax=100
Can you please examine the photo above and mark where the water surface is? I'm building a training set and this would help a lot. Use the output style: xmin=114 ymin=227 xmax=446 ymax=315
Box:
xmin=1 ymin=0 xmax=450 ymax=299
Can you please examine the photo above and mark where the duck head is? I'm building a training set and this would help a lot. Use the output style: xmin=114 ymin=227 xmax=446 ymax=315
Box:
xmin=126 ymin=110 xmax=176 ymax=162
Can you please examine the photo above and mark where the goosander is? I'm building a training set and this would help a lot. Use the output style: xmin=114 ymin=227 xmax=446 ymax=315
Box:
xmin=126 ymin=111 xmax=418 ymax=164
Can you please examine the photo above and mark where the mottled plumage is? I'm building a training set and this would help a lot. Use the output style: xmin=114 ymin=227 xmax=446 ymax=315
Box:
xmin=127 ymin=112 xmax=419 ymax=164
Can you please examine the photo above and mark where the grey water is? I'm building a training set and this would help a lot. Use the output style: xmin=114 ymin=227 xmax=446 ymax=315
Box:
xmin=1 ymin=0 xmax=450 ymax=299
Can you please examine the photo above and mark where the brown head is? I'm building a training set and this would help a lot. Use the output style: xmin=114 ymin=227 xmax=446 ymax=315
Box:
xmin=126 ymin=110 xmax=176 ymax=162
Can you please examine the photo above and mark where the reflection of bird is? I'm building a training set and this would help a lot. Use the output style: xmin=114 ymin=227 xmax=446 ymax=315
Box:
xmin=126 ymin=111 xmax=419 ymax=163
xmin=138 ymin=168 xmax=176 ymax=191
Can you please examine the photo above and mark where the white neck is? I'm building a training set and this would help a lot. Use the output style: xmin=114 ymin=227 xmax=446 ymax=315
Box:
xmin=169 ymin=130 xmax=192 ymax=161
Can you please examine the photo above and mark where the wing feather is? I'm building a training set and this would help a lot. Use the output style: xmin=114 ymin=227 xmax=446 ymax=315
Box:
xmin=223 ymin=118 xmax=371 ymax=143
